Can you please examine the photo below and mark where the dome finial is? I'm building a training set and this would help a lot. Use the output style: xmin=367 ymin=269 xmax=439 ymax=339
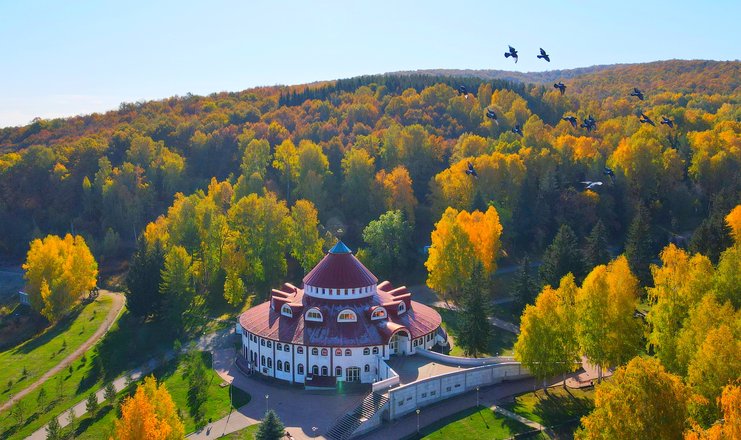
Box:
xmin=329 ymin=241 xmax=352 ymax=254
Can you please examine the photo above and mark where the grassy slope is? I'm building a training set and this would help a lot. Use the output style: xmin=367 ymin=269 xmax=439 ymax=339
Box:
xmin=415 ymin=405 xmax=532 ymax=440
xmin=502 ymin=386 xmax=595 ymax=427
xmin=0 ymin=295 xmax=113 ymax=405
xmin=219 ymin=423 xmax=259 ymax=439
xmin=436 ymin=307 xmax=517 ymax=357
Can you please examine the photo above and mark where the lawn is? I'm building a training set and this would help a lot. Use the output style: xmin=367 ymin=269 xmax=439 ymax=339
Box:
xmin=501 ymin=386 xmax=595 ymax=428
xmin=436 ymin=307 xmax=517 ymax=357
xmin=72 ymin=351 xmax=250 ymax=439
xmin=219 ymin=423 xmax=260 ymax=439
xmin=408 ymin=405 xmax=532 ymax=440
xmin=0 ymin=295 xmax=114 ymax=406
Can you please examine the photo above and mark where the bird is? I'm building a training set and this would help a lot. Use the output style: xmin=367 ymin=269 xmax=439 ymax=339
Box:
xmin=486 ymin=108 xmax=498 ymax=121
xmin=465 ymin=162 xmax=478 ymax=178
xmin=504 ymin=45 xmax=518 ymax=63
xmin=581 ymin=115 xmax=597 ymax=132
xmin=661 ymin=116 xmax=674 ymax=128
xmin=537 ymin=48 xmax=550 ymax=62
xmin=458 ymin=85 xmax=468 ymax=97
xmin=512 ymin=125 xmax=523 ymax=136
xmin=581 ymin=181 xmax=603 ymax=190
xmin=603 ymin=166 xmax=616 ymax=183
xmin=639 ymin=113 xmax=655 ymax=126
xmin=562 ymin=115 xmax=578 ymax=128
xmin=554 ymin=82 xmax=567 ymax=95
xmin=630 ymin=88 xmax=645 ymax=100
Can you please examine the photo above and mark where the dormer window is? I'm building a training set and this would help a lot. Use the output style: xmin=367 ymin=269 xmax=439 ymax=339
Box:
xmin=398 ymin=302 xmax=407 ymax=315
xmin=306 ymin=308 xmax=323 ymax=322
xmin=281 ymin=304 xmax=293 ymax=318
xmin=371 ymin=307 xmax=387 ymax=320
xmin=337 ymin=309 xmax=357 ymax=322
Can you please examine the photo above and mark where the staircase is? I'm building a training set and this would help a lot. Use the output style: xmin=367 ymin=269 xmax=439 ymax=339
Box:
xmin=326 ymin=392 xmax=389 ymax=440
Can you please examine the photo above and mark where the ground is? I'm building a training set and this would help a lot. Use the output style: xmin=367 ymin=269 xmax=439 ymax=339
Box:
xmin=413 ymin=405 xmax=534 ymax=440
xmin=501 ymin=386 xmax=595 ymax=432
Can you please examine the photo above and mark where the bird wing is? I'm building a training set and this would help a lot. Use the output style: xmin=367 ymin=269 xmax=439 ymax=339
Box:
xmin=540 ymin=48 xmax=546 ymax=55
xmin=509 ymin=45 xmax=515 ymax=52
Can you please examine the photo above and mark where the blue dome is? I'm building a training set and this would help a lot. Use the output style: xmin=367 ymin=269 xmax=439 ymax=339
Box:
xmin=329 ymin=241 xmax=352 ymax=254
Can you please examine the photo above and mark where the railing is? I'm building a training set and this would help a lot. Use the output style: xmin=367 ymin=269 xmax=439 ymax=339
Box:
xmin=372 ymin=359 xmax=399 ymax=392
xmin=415 ymin=348 xmax=514 ymax=366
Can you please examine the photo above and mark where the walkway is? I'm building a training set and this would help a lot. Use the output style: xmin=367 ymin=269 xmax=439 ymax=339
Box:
xmin=0 ymin=290 xmax=125 ymax=413
xmin=489 ymin=403 xmax=546 ymax=431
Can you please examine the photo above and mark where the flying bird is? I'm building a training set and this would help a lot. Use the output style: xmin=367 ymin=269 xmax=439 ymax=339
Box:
xmin=581 ymin=115 xmax=597 ymax=132
xmin=562 ymin=115 xmax=578 ymax=128
xmin=458 ymin=85 xmax=468 ymax=97
xmin=512 ymin=124 xmax=523 ymax=136
xmin=537 ymin=48 xmax=550 ymax=62
xmin=661 ymin=116 xmax=674 ymax=128
xmin=581 ymin=181 xmax=603 ymax=190
xmin=554 ymin=82 xmax=567 ymax=95
xmin=504 ymin=45 xmax=519 ymax=63
xmin=486 ymin=108 xmax=498 ymax=121
xmin=603 ymin=166 xmax=615 ymax=183
xmin=466 ymin=162 xmax=478 ymax=178
xmin=630 ymin=88 xmax=645 ymax=100
xmin=639 ymin=113 xmax=655 ymax=126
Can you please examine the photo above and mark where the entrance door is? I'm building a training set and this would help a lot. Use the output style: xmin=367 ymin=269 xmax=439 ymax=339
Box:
xmin=389 ymin=330 xmax=410 ymax=356
xmin=346 ymin=367 xmax=360 ymax=382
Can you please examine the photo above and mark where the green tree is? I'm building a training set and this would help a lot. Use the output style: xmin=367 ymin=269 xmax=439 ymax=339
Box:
xmin=289 ymin=200 xmax=324 ymax=273
xmin=125 ymin=238 xmax=165 ymax=318
xmin=86 ymin=391 xmax=99 ymax=413
xmin=625 ymin=205 xmax=654 ymax=286
xmin=584 ymin=220 xmax=610 ymax=269
xmin=689 ymin=211 xmax=732 ymax=264
xmin=341 ymin=148 xmax=379 ymax=226
xmin=256 ymin=409 xmax=285 ymax=440
xmin=512 ymin=255 xmax=539 ymax=309
xmin=458 ymin=262 xmax=492 ymax=357
xmin=185 ymin=351 xmax=208 ymax=426
xmin=540 ymin=224 xmax=584 ymax=287
xmin=37 ymin=387 xmax=47 ymax=409
xmin=361 ymin=210 xmax=413 ymax=280
xmin=160 ymin=245 xmax=196 ymax=331
xmin=104 ymin=382 xmax=117 ymax=405
xmin=713 ymin=244 xmax=740 ymax=308
xmin=45 ymin=415 xmax=62 ymax=440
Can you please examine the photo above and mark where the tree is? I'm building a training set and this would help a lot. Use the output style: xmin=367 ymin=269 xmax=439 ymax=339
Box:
xmin=624 ymin=205 xmax=654 ymax=286
xmin=540 ymin=224 xmax=584 ymax=287
xmin=86 ymin=391 xmax=99 ymax=413
xmin=37 ymin=386 xmax=47 ymax=409
xmin=713 ymin=244 xmax=740 ymax=308
xmin=511 ymin=256 xmax=539 ymax=309
xmin=112 ymin=376 xmax=184 ymax=440
xmin=375 ymin=166 xmax=417 ymax=223
xmin=689 ymin=211 xmax=732 ymax=264
xmin=296 ymin=140 xmax=330 ymax=210
xmin=577 ymin=356 xmax=689 ymax=440
xmin=361 ymin=210 xmax=413 ymax=280
xmin=125 ymin=238 xmax=165 ymax=318
xmin=11 ymin=399 xmax=24 ymax=426
xmin=45 ymin=415 xmax=62 ymax=440
xmin=576 ymin=256 xmax=642 ymax=381
xmin=584 ymin=220 xmax=610 ymax=269
xmin=289 ymin=200 xmax=323 ymax=273
xmin=684 ymin=383 xmax=740 ymax=440
xmin=255 ymin=409 xmax=286 ymax=440
xmin=159 ymin=245 xmax=196 ymax=331
xmin=341 ymin=148 xmax=379 ymax=225
xmin=458 ymin=262 xmax=492 ymax=357
xmin=104 ymin=382 xmax=117 ymax=405
xmin=23 ymin=234 xmax=98 ymax=321
xmin=726 ymin=204 xmax=741 ymax=244
xmin=184 ymin=351 xmax=208 ymax=426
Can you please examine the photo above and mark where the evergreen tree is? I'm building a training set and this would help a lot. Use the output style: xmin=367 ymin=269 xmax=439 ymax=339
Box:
xmin=458 ymin=262 xmax=492 ymax=357
xmin=125 ymin=238 xmax=165 ymax=318
xmin=185 ymin=350 xmax=208 ymax=425
xmin=689 ymin=212 xmax=732 ymax=264
xmin=625 ymin=205 xmax=654 ymax=286
xmin=540 ymin=224 xmax=584 ymax=287
xmin=104 ymin=382 xmax=117 ymax=405
xmin=86 ymin=391 xmax=99 ymax=414
xmin=512 ymin=256 xmax=539 ymax=309
xmin=584 ymin=220 xmax=611 ymax=269
xmin=45 ymin=415 xmax=62 ymax=440
xmin=361 ymin=210 xmax=413 ymax=280
xmin=256 ymin=410 xmax=286 ymax=440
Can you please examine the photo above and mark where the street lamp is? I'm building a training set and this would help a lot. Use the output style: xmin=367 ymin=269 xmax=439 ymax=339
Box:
xmin=265 ymin=394 xmax=269 ymax=414
xmin=312 ymin=426 xmax=318 ymax=437
xmin=476 ymin=386 xmax=480 ymax=407
xmin=416 ymin=409 xmax=420 ymax=436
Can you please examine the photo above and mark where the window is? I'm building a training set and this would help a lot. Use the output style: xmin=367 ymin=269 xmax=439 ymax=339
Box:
xmin=312 ymin=365 xmax=319 ymax=375
xmin=364 ymin=364 xmax=370 ymax=372
xmin=363 ymin=348 xmax=370 ymax=355
xmin=337 ymin=309 xmax=357 ymax=322
xmin=431 ymin=391 xmax=436 ymax=396
xmin=284 ymin=362 xmax=290 ymax=373
xmin=421 ymin=392 xmax=427 ymax=398
xmin=335 ymin=348 xmax=342 ymax=356
xmin=371 ymin=307 xmax=387 ymax=320
xmin=267 ymin=341 xmax=272 ymax=348
xmin=277 ymin=343 xmax=283 ymax=351
xmin=298 ymin=364 xmax=304 ymax=375
xmin=321 ymin=348 xmax=328 ymax=356
xmin=372 ymin=347 xmax=379 ymax=355
xmin=321 ymin=366 xmax=328 ymax=376
xmin=345 ymin=349 xmax=351 ymax=356
xmin=306 ymin=308 xmax=323 ymax=322
xmin=336 ymin=366 xmax=342 ymax=377
xmin=297 ymin=346 xmax=304 ymax=354
xmin=261 ymin=355 xmax=265 ymax=366
xmin=281 ymin=303 xmax=293 ymax=318
xmin=398 ymin=302 xmax=407 ymax=314
xmin=261 ymin=339 xmax=265 ymax=346
xmin=267 ymin=358 xmax=272 ymax=368
xmin=312 ymin=348 xmax=319 ymax=356
xmin=277 ymin=360 xmax=283 ymax=371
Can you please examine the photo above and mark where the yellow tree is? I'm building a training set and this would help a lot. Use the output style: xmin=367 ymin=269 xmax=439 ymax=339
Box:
xmin=577 ymin=356 xmax=689 ymax=440
xmin=647 ymin=244 xmax=714 ymax=373
xmin=726 ymin=204 xmax=741 ymax=244
xmin=713 ymin=244 xmax=740 ymax=308
xmin=684 ymin=384 xmax=740 ymax=440
xmin=112 ymin=376 xmax=184 ymax=440
xmin=289 ymin=199 xmax=324 ymax=273
xmin=23 ymin=234 xmax=98 ymax=322
xmin=375 ymin=166 xmax=417 ymax=223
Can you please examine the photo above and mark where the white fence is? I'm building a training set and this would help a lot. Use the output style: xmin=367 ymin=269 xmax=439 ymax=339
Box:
xmin=415 ymin=348 xmax=515 ymax=366
xmin=372 ymin=359 xmax=400 ymax=392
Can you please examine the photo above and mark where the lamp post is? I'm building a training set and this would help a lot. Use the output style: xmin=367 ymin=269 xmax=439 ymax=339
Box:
xmin=416 ymin=409 xmax=420 ymax=436
xmin=476 ymin=386 xmax=480 ymax=407
xmin=265 ymin=394 xmax=269 ymax=414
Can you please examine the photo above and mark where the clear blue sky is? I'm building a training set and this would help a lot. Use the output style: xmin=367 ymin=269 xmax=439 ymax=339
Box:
xmin=1 ymin=0 xmax=739 ymax=128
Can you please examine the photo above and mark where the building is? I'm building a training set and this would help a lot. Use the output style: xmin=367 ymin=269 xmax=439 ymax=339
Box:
xmin=238 ymin=242 xmax=445 ymax=387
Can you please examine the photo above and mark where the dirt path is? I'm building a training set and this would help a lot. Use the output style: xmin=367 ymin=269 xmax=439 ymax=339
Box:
xmin=0 ymin=290 xmax=125 ymax=413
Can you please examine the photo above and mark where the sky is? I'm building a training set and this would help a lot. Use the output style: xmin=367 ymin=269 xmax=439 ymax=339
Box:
xmin=1 ymin=0 xmax=739 ymax=128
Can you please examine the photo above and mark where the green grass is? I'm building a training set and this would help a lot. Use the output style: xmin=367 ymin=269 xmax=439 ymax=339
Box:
xmin=406 ymin=405 xmax=531 ymax=440
xmin=436 ymin=307 xmax=517 ymax=357
xmin=72 ymin=351 xmax=251 ymax=438
xmin=219 ymin=423 xmax=259 ymax=439
xmin=0 ymin=295 xmax=114 ymax=406
xmin=501 ymin=386 xmax=595 ymax=427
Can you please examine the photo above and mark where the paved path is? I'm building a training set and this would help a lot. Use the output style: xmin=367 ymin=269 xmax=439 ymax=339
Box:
xmin=489 ymin=403 xmax=546 ymax=431
xmin=0 ymin=290 xmax=125 ymax=413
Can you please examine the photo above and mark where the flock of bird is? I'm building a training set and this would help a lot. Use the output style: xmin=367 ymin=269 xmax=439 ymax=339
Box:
xmin=463 ymin=45 xmax=676 ymax=191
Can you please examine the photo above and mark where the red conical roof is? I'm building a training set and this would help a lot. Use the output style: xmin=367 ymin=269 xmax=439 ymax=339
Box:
xmin=302 ymin=242 xmax=378 ymax=289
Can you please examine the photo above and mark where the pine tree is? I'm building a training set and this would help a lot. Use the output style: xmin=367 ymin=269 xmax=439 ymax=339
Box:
xmin=45 ymin=415 xmax=62 ymax=440
xmin=584 ymin=220 xmax=610 ymax=269
xmin=256 ymin=410 xmax=286 ymax=440
xmin=689 ymin=212 xmax=732 ymax=264
xmin=625 ymin=205 xmax=653 ymax=286
xmin=37 ymin=387 xmax=47 ymax=410
xmin=86 ymin=391 xmax=99 ymax=414
xmin=512 ymin=256 xmax=539 ymax=309
xmin=104 ymin=382 xmax=117 ymax=405
xmin=539 ymin=224 xmax=584 ymax=287
xmin=125 ymin=238 xmax=165 ymax=318
xmin=458 ymin=262 xmax=492 ymax=357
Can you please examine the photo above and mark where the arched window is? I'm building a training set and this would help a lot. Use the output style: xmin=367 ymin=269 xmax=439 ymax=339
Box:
xmin=337 ymin=309 xmax=357 ymax=322
xmin=297 ymin=346 xmax=304 ymax=354
xmin=372 ymin=347 xmax=379 ymax=354
xmin=312 ymin=348 xmax=318 ymax=356
xmin=284 ymin=362 xmax=290 ymax=373
xmin=363 ymin=348 xmax=370 ymax=355
xmin=364 ymin=364 xmax=370 ymax=372
xmin=321 ymin=366 xmax=328 ymax=376
xmin=321 ymin=348 xmax=328 ymax=356
xmin=345 ymin=349 xmax=352 ymax=356
xmin=371 ymin=307 xmax=387 ymax=320
xmin=298 ymin=364 xmax=304 ymax=375
xmin=281 ymin=303 xmax=293 ymax=318
xmin=267 ymin=341 xmax=272 ymax=348
xmin=336 ymin=366 xmax=342 ymax=377
xmin=277 ymin=360 xmax=283 ymax=371
xmin=398 ymin=301 xmax=407 ymax=314
xmin=305 ymin=307 xmax=323 ymax=322
xmin=276 ymin=343 xmax=283 ymax=351
xmin=312 ymin=365 xmax=319 ymax=375
xmin=261 ymin=355 xmax=266 ymax=366
xmin=267 ymin=358 xmax=273 ymax=368
xmin=335 ymin=348 xmax=342 ymax=356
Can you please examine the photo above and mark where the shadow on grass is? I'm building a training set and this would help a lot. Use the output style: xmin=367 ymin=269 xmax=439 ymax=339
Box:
xmin=406 ymin=405 xmax=528 ymax=440
xmin=12 ymin=308 xmax=77 ymax=355
xmin=73 ymin=404 xmax=113 ymax=436
xmin=436 ymin=307 xmax=517 ymax=357
xmin=530 ymin=390 xmax=594 ymax=426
